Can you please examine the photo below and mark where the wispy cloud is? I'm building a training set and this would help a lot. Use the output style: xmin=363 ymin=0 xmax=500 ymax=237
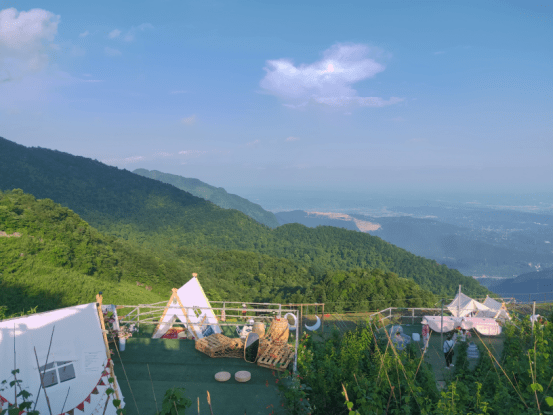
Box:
xmin=123 ymin=23 xmax=153 ymax=42
xmin=101 ymin=155 xmax=145 ymax=165
xmin=79 ymin=30 xmax=90 ymax=38
xmin=285 ymin=136 xmax=299 ymax=142
xmin=180 ymin=115 xmax=196 ymax=125
xmin=246 ymin=139 xmax=260 ymax=147
xmin=104 ymin=46 xmax=121 ymax=57
xmin=170 ymin=90 xmax=188 ymax=94
xmin=108 ymin=29 xmax=121 ymax=39
xmin=178 ymin=150 xmax=206 ymax=156
xmin=260 ymin=43 xmax=403 ymax=108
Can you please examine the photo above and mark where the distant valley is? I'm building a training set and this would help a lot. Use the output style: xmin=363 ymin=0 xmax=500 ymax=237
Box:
xmin=276 ymin=207 xmax=553 ymax=295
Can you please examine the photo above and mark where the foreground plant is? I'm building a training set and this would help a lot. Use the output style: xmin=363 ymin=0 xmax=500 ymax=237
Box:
xmin=0 ymin=370 xmax=39 ymax=415
xmin=156 ymin=387 xmax=192 ymax=415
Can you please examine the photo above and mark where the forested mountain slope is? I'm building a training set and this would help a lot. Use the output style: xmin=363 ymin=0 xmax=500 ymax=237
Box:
xmin=134 ymin=168 xmax=279 ymax=228
xmin=0 ymin=137 xmax=489 ymax=298
xmin=0 ymin=190 xmax=436 ymax=317
xmin=0 ymin=190 xmax=166 ymax=317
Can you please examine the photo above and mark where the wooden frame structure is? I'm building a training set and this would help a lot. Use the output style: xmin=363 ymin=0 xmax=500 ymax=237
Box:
xmin=96 ymin=294 xmax=122 ymax=409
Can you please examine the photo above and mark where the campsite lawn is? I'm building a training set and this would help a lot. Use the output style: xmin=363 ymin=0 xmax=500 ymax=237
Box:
xmin=112 ymin=325 xmax=287 ymax=415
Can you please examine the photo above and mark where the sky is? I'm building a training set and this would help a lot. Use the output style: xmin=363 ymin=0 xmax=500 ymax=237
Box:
xmin=1 ymin=0 xmax=552 ymax=197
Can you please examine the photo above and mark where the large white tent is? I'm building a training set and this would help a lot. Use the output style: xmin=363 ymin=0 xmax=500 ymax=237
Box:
xmin=476 ymin=296 xmax=511 ymax=322
xmin=447 ymin=292 xmax=490 ymax=317
xmin=152 ymin=275 xmax=222 ymax=339
xmin=0 ymin=303 xmax=124 ymax=415
xmin=422 ymin=316 xmax=503 ymax=335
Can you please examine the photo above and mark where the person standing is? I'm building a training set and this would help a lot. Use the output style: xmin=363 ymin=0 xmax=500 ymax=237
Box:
xmin=443 ymin=334 xmax=455 ymax=369
xmin=422 ymin=324 xmax=430 ymax=351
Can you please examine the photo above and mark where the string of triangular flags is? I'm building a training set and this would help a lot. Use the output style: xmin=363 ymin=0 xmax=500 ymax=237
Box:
xmin=0 ymin=359 xmax=115 ymax=415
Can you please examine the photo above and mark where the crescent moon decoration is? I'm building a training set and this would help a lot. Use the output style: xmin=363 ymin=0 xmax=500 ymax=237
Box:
xmin=304 ymin=316 xmax=321 ymax=331
xmin=284 ymin=313 xmax=297 ymax=330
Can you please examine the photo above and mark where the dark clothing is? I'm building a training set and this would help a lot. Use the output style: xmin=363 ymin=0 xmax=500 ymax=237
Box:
xmin=444 ymin=351 xmax=454 ymax=367
xmin=443 ymin=339 xmax=455 ymax=367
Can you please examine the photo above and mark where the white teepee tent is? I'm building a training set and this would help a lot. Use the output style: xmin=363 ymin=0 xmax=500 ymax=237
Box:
xmin=0 ymin=302 xmax=124 ymax=415
xmin=152 ymin=275 xmax=222 ymax=339
xmin=447 ymin=292 xmax=489 ymax=317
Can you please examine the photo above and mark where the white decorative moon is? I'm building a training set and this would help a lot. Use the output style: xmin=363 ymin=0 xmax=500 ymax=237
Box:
xmin=304 ymin=315 xmax=321 ymax=331
xmin=284 ymin=312 xmax=297 ymax=330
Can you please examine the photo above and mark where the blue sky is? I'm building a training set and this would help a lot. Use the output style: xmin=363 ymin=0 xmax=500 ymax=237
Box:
xmin=1 ymin=0 xmax=552 ymax=196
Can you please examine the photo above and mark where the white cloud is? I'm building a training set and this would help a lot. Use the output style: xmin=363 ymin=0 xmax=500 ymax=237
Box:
xmin=246 ymin=139 xmax=260 ymax=147
xmin=285 ymin=136 xmax=299 ymax=142
xmin=108 ymin=29 xmax=121 ymax=39
xmin=104 ymin=46 xmax=121 ymax=56
xmin=101 ymin=155 xmax=145 ymax=165
xmin=180 ymin=115 xmax=196 ymax=125
xmin=154 ymin=151 xmax=173 ymax=157
xmin=123 ymin=23 xmax=153 ymax=42
xmin=0 ymin=8 xmax=60 ymax=81
xmin=170 ymin=90 xmax=187 ymax=94
xmin=178 ymin=150 xmax=206 ymax=157
xmin=260 ymin=43 xmax=403 ymax=108
xmin=79 ymin=30 xmax=90 ymax=38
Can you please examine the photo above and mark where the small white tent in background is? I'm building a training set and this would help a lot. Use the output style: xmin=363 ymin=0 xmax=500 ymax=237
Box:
xmin=476 ymin=296 xmax=511 ymax=321
xmin=447 ymin=292 xmax=489 ymax=317
xmin=0 ymin=302 xmax=124 ymax=415
xmin=152 ymin=274 xmax=222 ymax=339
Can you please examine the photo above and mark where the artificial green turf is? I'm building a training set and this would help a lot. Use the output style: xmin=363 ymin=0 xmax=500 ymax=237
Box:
xmin=111 ymin=325 xmax=289 ymax=415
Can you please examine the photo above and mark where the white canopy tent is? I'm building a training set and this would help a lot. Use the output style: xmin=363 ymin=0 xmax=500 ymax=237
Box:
xmin=422 ymin=316 xmax=502 ymax=336
xmin=0 ymin=303 xmax=124 ymax=415
xmin=152 ymin=275 xmax=222 ymax=339
xmin=447 ymin=292 xmax=490 ymax=317
xmin=476 ymin=296 xmax=511 ymax=322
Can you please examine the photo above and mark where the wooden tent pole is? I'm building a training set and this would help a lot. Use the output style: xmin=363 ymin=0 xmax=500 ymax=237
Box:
xmin=33 ymin=347 xmax=53 ymax=415
xmin=96 ymin=294 xmax=122 ymax=405
xmin=152 ymin=289 xmax=178 ymax=336
xmin=175 ymin=291 xmax=196 ymax=337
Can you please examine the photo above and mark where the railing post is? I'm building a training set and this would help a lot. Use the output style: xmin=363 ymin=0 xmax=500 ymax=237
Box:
xmin=440 ymin=299 xmax=444 ymax=351
xmin=532 ymin=301 xmax=536 ymax=336
xmin=412 ymin=308 xmax=415 ymax=325
xmin=322 ymin=303 xmax=325 ymax=335
xmin=293 ymin=309 xmax=299 ymax=374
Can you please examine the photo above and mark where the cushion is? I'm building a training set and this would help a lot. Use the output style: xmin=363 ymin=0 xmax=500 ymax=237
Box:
xmin=215 ymin=371 xmax=231 ymax=382
xmin=234 ymin=371 xmax=251 ymax=383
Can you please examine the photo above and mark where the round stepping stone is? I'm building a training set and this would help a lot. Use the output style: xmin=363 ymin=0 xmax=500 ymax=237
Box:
xmin=215 ymin=371 xmax=231 ymax=382
xmin=234 ymin=371 xmax=251 ymax=383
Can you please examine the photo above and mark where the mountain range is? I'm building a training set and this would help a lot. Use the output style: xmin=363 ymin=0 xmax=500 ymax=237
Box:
xmin=133 ymin=168 xmax=279 ymax=228
xmin=0 ymin=136 xmax=490 ymax=315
